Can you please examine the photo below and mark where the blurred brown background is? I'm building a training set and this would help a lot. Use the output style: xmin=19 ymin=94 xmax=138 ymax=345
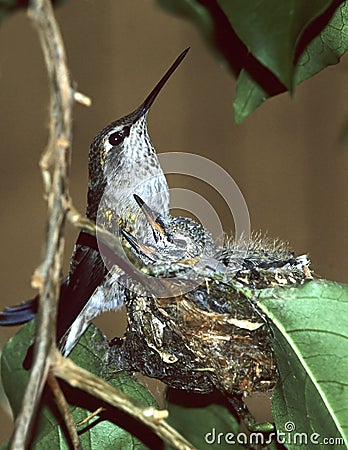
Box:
xmin=1 ymin=0 xmax=348 ymax=442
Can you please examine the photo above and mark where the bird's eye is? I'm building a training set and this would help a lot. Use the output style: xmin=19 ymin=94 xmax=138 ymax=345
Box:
xmin=108 ymin=126 xmax=130 ymax=146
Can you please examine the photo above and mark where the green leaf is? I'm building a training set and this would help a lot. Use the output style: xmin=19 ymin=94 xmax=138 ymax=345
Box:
xmin=295 ymin=1 xmax=348 ymax=84
xmin=1 ymin=321 xmax=34 ymax=417
xmin=216 ymin=0 xmax=331 ymax=89
xmin=233 ymin=69 xmax=268 ymax=124
xmin=158 ymin=0 xmax=348 ymax=122
xmin=234 ymin=1 xmax=348 ymax=123
xmin=165 ymin=390 xmax=245 ymax=449
xmin=256 ymin=280 xmax=348 ymax=449
xmin=1 ymin=322 xmax=159 ymax=449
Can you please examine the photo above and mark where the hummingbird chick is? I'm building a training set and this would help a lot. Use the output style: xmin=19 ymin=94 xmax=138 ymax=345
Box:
xmin=122 ymin=194 xmax=312 ymax=290
xmin=113 ymin=195 xmax=312 ymax=420
xmin=121 ymin=194 xmax=218 ymax=264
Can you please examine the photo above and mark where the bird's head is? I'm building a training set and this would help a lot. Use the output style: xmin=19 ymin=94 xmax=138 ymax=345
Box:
xmin=86 ymin=49 xmax=189 ymax=229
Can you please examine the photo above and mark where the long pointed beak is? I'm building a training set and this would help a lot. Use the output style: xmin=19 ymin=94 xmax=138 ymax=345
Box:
xmin=133 ymin=194 xmax=166 ymax=236
xmin=135 ymin=48 xmax=189 ymax=119
xmin=121 ymin=228 xmax=156 ymax=261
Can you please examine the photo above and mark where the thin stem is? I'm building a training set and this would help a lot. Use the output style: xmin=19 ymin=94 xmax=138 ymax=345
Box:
xmin=53 ymin=355 xmax=196 ymax=450
xmin=47 ymin=374 xmax=81 ymax=450
xmin=10 ymin=0 xmax=74 ymax=447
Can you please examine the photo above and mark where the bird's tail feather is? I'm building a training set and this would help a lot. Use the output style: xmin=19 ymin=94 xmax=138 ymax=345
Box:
xmin=0 ymin=297 xmax=38 ymax=325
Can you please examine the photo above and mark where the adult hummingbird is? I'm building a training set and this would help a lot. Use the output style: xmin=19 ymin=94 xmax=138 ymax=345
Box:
xmin=0 ymin=49 xmax=189 ymax=356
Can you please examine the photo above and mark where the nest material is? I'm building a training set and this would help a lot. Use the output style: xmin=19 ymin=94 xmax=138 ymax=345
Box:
xmin=107 ymin=234 xmax=312 ymax=419
xmin=119 ymin=276 xmax=277 ymax=397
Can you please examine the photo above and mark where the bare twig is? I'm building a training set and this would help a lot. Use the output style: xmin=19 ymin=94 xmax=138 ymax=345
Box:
xmin=74 ymin=91 xmax=92 ymax=107
xmin=76 ymin=407 xmax=105 ymax=427
xmin=53 ymin=354 xmax=195 ymax=450
xmin=10 ymin=0 xmax=74 ymax=448
xmin=47 ymin=373 xmax=81 ymax=450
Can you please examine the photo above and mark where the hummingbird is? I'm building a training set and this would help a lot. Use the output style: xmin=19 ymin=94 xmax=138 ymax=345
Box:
xmin=122 ymin=194 xmax=218 ymax=265
xmin=121 ymin=193 xmax=312 ymax=290
xmin=119 ymin=193 xmax=222 ymax=298
xmin=0 ymin=49 xmax=190 ymax=356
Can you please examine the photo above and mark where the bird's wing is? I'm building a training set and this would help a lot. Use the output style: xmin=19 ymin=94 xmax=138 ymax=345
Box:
xmin=56 ymin=231 xmax=107 ymax=342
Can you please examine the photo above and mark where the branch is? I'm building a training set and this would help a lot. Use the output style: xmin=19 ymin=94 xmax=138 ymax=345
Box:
xmin=47 ymin=373 xmax=81 ymax=450
xmin=10 ymin=1 xmax=77 ymax=447
xmin=53 ymin=354 xmax=195 ymax=450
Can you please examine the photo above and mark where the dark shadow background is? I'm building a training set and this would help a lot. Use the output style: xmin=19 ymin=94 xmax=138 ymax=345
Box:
xmin=1 ymin=0 xmax=348 ymax=443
